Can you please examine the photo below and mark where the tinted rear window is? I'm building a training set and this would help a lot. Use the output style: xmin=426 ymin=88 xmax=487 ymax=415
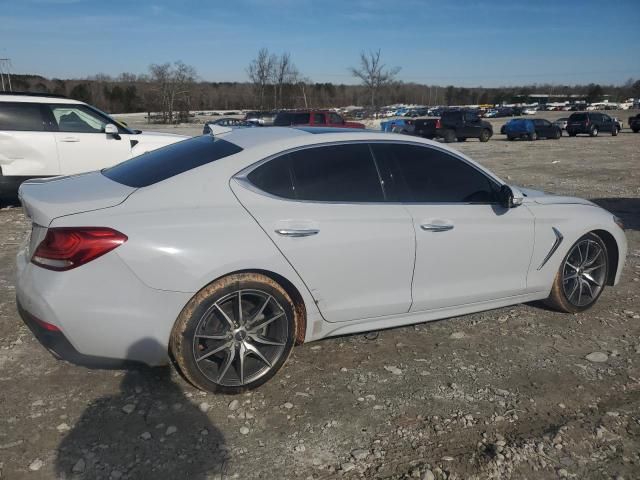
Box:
xmin=569 ymin=113 xmax=587 ymax=121
xmin=103 ymin=136 xmax=242 ymax=188
xmin=0 ymin=102 xmax=45 ymax=131
xmin=274 ymin=112 xmax=311 ymax=126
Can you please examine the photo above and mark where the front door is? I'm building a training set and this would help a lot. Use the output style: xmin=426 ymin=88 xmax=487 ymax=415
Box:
xmin=231 ymin=142 xmax=415 ymax=323
xmin=46 ymin=103 xmax=131 ymax=175
xmin=371 ymin=142 xmax=535 ymax=311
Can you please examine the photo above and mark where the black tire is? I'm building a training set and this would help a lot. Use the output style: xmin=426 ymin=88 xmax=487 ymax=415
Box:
xmin=456 ymin=137 xmax=467 ymax=142
xmin=568 ymin=131 xmax=577 ymax=137
xmin=589 ymin=126 xmax=599 ymax=137
xmin=170 ymin=273 xmax=301 ymax=394
xmin=611 ymin=127 xmax=618 ymax=136
xmin=528 ymin=131 xmax=538 ymax=141
xmin=479 ymin=129 xmax=491 ymax=142
xmin=632 ymin=128 xmax=639 ymax=133
xmin=507 ymin=135 xmax=514 ymax=141
xmin=553 ymin=128 xmax=561 ymax=140
xmin=545 ymin=232 xmax=609 ymax=313
xmin=443 ymin=129 xmax=456 ymax=143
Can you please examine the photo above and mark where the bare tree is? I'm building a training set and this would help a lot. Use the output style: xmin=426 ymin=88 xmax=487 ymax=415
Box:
xmin=148 ymin=61 xmax=196 ymax=123
xmin=271 ymin=52 xmax=299 ymax=108
xmin=350 ymin=49 xmax=400 ymax=108
xmin=247 ymin=48 xmax=275 ymax=109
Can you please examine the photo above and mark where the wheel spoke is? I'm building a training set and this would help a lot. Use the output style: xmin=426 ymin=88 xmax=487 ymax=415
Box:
xmin=214 ymin=302 xmax=235 ymax=329
xmin=249 ymin=295 xmax=272 ymax=325
xmin=237 ymin=290 xmax=243 ymax=325
xmin=217 ymin=345 xmax=236 ymax=382
xmin=248 ymin=311 xmax=284 ymax=333
xmin=195 ymin=334 xmax=228 ymax=341
xmin=577 ymin=279 xmax=583 ymax=304
xmin=567 ymin=280 xmax=579 ymax=302
xmin=242 ymin=341 xmax=272 ymax=368
xmin=582 ymin=279 xmax=594 ymax=298
xmin=565 ymin=262 xmax=579 ymax=271
xmin=582 ymin=272 xmax=601 ymax=287
xmin=563 ymin=272 xmax=578 ymax=281
xmin=248 ymin=333 xmax=285 ymax=346
xmin=584 ymin=262 xmax=604 ymax=274
xmin=583 ymin=248 xmax=602 ymax=267
xmin=197 ymin=341 xmax=231 ymax=362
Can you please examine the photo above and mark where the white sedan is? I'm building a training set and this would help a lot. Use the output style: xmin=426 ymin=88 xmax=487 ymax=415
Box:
xmin=16 ymin=127 xmax=627 ymax=393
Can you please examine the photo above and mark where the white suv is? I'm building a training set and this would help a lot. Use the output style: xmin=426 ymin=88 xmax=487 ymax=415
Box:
xmin=0 ymin=92 xmax=188 ymax=198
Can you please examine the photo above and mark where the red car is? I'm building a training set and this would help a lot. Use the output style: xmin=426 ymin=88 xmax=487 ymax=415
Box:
xmin=273 ymin=110 xmax=365 ymax=129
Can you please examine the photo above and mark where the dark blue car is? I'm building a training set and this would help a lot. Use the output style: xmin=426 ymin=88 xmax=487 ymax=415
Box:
xmin=504 ymin=118 xmax=561 ymax=141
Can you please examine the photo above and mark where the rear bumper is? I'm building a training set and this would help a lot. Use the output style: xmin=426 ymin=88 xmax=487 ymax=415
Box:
xmin=17 ymin=300 xmax=128 ymax=368
xmin=15 ymin=243 xmax=192 ymax=367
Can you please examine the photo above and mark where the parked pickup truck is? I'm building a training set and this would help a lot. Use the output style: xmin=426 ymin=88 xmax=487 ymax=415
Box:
xmin=274 ymin=110 xmax=365 ymax=129
xmin=413 ymin=110 xmax=493 ymax=142
xmin=629 ymin=113 xmax=640 ymax=133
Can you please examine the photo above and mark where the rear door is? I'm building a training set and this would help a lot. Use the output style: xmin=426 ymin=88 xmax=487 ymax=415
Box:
xmin=0 ymin=102 xmax=59 ymax=177
xmin=232 ymin=142 xmax=415 ymax=322
xmin=46 ymin=103 xmax=131 ymax=175
xmin=372 ymin=142 xmax=535 ymax=310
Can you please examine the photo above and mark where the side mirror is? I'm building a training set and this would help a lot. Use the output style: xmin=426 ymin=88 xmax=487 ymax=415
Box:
xmin=500 ymin=185 xmax=524 ymax=208
xmin=104 ymin=123 xmax=121 ymax=139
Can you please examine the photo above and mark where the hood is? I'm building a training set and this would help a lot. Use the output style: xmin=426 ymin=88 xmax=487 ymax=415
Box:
xmin=19 ymin=172 xmax=135 ymax=226
xmin=519 ymin=187 xmax=596 ymax=207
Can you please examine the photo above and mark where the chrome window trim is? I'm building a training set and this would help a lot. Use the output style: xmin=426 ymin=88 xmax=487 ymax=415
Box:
xmin=232 ymin=139 xmax=505 ymax=206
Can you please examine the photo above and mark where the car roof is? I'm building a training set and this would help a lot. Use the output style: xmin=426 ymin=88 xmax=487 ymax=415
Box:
xmin=0 ymin=93 xmax=84 ymax=105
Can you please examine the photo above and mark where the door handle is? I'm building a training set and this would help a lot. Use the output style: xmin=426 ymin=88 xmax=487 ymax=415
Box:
xmin=60 ymin=137 xmax=80 ymax=142
xmin=420 ymin=224 xmax=454 ymax=232
xmin=275 ymin=229 xmax=319 ymax=238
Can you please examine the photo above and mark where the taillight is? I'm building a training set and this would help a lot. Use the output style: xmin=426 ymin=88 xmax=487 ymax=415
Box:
xmin=32 ymin=227 xmax=127 ymax=271
xmin=436 ymin=119 xmax=441 ymax=128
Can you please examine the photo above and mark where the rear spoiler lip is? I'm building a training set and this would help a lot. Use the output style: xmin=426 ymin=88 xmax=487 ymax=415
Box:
xmin=19 ymin=172 xmax=137 ymax=227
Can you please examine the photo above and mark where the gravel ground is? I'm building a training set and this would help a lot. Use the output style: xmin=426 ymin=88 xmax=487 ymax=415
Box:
xmin=1 ymin=112 xmax=639 ymax=480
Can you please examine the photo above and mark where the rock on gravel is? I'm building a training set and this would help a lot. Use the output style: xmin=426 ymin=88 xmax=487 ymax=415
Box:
xmin=240 ymin=426 xmax=250 ymax=435
xmin=72 ymin=458 xmax=86 ymax=473
xmin=422 ymin=470 xmax=435 ymax=480
xmin=586 ymin=352 xmax=608 ymax=363
xmin=28 ymin=459 xmax=43 ymax=471
xmin=384 ymin=365 xmax=403 ymax=375
xmin=450 ymin=331 xmax=466 ymax=339
xmin=228 ymin=399 xmax=240 ymax=411
xmin=121 ymin=403 xmax=136 ymax=414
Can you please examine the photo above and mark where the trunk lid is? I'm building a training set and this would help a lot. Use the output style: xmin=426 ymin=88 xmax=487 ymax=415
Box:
xmin=19 ymin=171 xmax=136 ymax=227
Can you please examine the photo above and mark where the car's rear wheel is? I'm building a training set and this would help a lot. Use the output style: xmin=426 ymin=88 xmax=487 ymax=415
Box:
xmin=479 ymin=129 xmax=491 ymax=142
xmin=590 ymin=126 xmax=599 ymax=137
xmin=507 ymin=135 xmax=514 ymax=141
xmin=611 ymin=127 xmax=618 ymax=136
xmin=528 ymin=131 xmax=538 ymax=141
xmin=170 ymin=273 xmax=298 ymax=393
xmin=545 ymin=233 xmax=609 ymax=313
xmin=568 ymin=131 xmax=577 ymax=137
xmin=443 ymin=129 xmax=456 ymax=143
xmin=456 ymin=137 xmax=466 ymax=142
xmin=632 ymin=128 xmax=639 ymax=133
xmin=553 ymin=128 xmax=561 ymax=139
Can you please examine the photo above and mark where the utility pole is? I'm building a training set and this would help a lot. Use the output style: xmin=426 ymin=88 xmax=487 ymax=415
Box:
xmin=0 ymin=58 xmax=13 ymax=91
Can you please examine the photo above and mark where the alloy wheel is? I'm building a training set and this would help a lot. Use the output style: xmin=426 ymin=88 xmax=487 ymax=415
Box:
xmin=562 ymin=239 xmax=607 ymax=307
xmin=192 ymin=289 xmax=289 ymax=387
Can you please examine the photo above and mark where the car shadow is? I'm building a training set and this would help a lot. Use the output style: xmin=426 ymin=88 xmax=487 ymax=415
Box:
xmin=55 ymin=339 xmax=227 ymax=480
xmin=591 ymin=198 xmax=640 ymax=231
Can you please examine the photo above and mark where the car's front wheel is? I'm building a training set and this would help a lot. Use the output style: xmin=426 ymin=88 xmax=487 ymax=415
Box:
xmin=545 ymin=233 xmax=609 ymax=313
xmin=590 ymin=126 xmax=599 ymax=137
xmin=170 ymin=273 xmax=299 ymax=393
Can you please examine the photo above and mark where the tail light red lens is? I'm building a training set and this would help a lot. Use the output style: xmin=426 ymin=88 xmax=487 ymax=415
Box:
xmin=32 ymin=227 xmax=127 ymax=271
xmin=436 ymin=119 xmax=441 ymax=129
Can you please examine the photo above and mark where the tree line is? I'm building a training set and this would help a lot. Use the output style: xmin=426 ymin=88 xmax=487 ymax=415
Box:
xmin=8 ymin=49 xmax=640 ymax=122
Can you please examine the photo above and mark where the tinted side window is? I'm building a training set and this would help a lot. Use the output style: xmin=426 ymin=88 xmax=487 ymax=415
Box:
xmin=247 ymin=154 xmax=295 ymax=199
xmin=290 ymin=144 xmax=383 ymax=202
xmin=372 ymin=143 xmax=499 ymax=203
xmin=329 ymin=112 xmax=343 ymax=124
xmin=0 ymin=102 xmax=45 ymax=131
xmin=103 ymin=136 xmax=242 ymax=188
xmin=313 ymin=113 xmax=324 ymax=124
